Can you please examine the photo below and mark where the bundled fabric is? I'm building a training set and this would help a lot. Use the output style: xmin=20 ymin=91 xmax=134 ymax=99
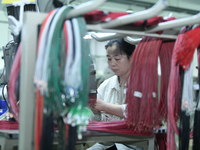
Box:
xmin=87 ymin=120 xmax=153 ymax=136
xmin=158 ymin=41 xmax=174 ymax=121
xmin=126 ymin=37 xmax=175 ymax=132
xmin=0 ymin=120 xmax=19 ymax=129
xmin=179 ymin=48 xmax=197 ymax=150
xmin=34 ymin=9 xmax=58 ymax=150
xmin=83 ymin=9 xmax=167 ymax=27
xmin=34 ymin=6 xmax=91 ymax=150
xmin=126 ymin=37 xmax=161 ymax=131
xmin=167 ymin=28 xmax=185 ymax=150
xmin=167 ymin=26 xmax=200 ymax=150
xmin=179 ymin=44 xmax=196 ymax=150
xmin=181 ymin=56 xmax=195 ymax=115
xmin=155 ymin=133 xmax=167 ymax=150
xmin=173 ymin=25 xmax=200 ymax=70
xmin=7 ymin=43 xmax=21 ymax=122
xmin=63 ymin=16 xmax=92 ymax=139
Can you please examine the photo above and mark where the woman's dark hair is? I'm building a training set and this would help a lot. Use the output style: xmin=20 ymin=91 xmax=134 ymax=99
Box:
xmin=105 ymin=38 xmax=136 ymax=59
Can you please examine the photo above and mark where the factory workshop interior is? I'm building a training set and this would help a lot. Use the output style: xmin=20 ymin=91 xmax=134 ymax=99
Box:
xmin=0 ymin=0 xmax=200 ymax=150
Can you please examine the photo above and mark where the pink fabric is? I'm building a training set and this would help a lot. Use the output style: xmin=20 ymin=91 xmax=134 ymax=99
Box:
xmin=83 ymin=9 xmax=107 ymax=22
xmin=0 ymin=121 xmax=19 ymax=129
xmin=167 ymin=43 xmax=182 ymax=150
xmin=87 ymin=120 xmax=153 ymax=136
xmin=83 ymin=10 xmax=165 ymax=26
xmin=173 ymin=25 xmax=200 ymax=70
xmin=158 ymin=41 xmax=175 ymax=121
xmin=7 ymin=43 xmax=21 ymax=122
xmin=155 ymin=133 xmax=167 ymax=150
xmin=126 ymin=37 xmax=162 ymax=132
xmin=167 ymin=26 xmax=200 ymax=150
xmin=0 ymin=121 xmax=59 ymax=130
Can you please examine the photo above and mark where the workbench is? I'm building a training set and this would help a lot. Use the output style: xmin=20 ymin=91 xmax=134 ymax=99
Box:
xmin=0 ymin=129 xmax=154 ymax=150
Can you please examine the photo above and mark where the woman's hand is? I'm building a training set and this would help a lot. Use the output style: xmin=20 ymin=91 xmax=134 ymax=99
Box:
xmin=92 ymin=98 xmax=107 ymax=112
xmin=92 ymin=98 xmax=124 ymax=118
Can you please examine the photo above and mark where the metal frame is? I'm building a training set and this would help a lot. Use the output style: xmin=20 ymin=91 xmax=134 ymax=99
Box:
xmin=87 ymin=24 xmax=178 ymax=39
xmin=0 ymin=129 xmax=154 ymax=150
xmin=100 ymin=0 xmax=168 ymax=29
xmin=19 ymin=11 xmax=47 ymax=150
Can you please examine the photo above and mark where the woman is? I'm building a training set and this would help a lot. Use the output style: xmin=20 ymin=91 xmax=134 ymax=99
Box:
xmin=88 ymin=39 xmax=143 ymax=150
xmin=94 ymin=38 xmax=135 ymax=121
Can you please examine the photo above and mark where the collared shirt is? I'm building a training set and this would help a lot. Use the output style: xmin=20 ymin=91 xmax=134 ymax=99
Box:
xmin=97 ymin=75 xmax=127 ymax=121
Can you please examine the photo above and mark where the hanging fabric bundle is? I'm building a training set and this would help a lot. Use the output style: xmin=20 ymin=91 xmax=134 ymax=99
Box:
xmin=192 ymin=47 xmax=200 ymax=150
xmin=178 ymin=59 xmax=193 ymax=150
xmin=41 ymin=5 xmax=69 ymax=149
xmin=178 ymin=26 xmax=194 ymax=150
xmin=178 ymin=28 xmax=199 ymax=149
xmin=7 ymin=43 xmax=21 ymax=122
xmin=34 ymin=9 xmax=60 ymax=150
xmin=63 ymin=15 xmax=92 ymax=149
xmin=155 ymin=132 xmax=167 ymax=150
xmin=34 ymin=5 xmax=91 ymax=149
xmin=126 ymin=37 xmax=166 ymax=132
xmin=173 ymin=26 xmax=200 ymax=70
xmin=158 ymin=41 xmax=174 ymax=121
xmin=36 ymin=6 xmax=72 ymax=149
xmin=126 ymin=37 xmax=161 ymax=131
xmin=87 ymin=120 xmax=153 ymax=136
xmin=83 ymin=9 xmax=167 ymax=27
xmin=63 ymin=16 xmax=92 ymax=140
xmin=167 ymin=25 xmax=200 ymax=150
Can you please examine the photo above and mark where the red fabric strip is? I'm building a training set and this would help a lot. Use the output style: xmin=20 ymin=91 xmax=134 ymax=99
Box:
xmin=0 ymin=121 xmax=19 ymax=129
xmin=87 ymin=120 xmax=153 ymax=136
xmin=155 ymin=133 xmax=167 ymax=150
xmin=158 ymin=41 xmax=175 ymax=121
xmin=7 ymin=43 xmax=21 ymax=122
xmin=173 ymin=25 xmax=200 ymax=70
xmin=126 ymin=37 xmax=162 ymax=132
xmin=83 ymin=10 xmax=165 ymax=26
xmin=35 ymin=89 xmax=44 ymax=150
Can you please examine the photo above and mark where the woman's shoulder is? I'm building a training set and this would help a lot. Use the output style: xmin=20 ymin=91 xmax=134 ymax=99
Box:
xmin=97 ymin=75 xmax=118 ymax=98
xmin=98 ymin=75 xmax=118 ymax=89
xmin=102 ymin=75 xmax=117 ymax=84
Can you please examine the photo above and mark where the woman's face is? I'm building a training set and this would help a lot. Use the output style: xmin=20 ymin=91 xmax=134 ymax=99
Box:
xmin=106 ymin=44 xmax=131 ymax=77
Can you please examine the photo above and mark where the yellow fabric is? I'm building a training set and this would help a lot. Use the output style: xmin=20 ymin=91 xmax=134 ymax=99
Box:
xmin=2 ymin=0 xmax=35 ymax=4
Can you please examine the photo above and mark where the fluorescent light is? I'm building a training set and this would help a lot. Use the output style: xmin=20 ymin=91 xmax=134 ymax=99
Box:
xmin=83 ymin=34 xmax=92 ymax=39
xmin=84 ymin=32 xmax=116 ymax=39
xmin=126 ymin=9 xmax=133 ymax=13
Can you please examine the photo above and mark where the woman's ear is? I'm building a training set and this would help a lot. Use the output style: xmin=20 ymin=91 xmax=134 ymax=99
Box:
xmin=129 ymin=55 xmax=133 ymax=65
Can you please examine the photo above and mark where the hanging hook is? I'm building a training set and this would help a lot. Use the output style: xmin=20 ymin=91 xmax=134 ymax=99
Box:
xmin=65 ymin=0 xmax=107 ymax=19
xmin=90 ymin=33 xmax=126 ymax=41
xmin=8 ymin=0 xmax=33 ymax=36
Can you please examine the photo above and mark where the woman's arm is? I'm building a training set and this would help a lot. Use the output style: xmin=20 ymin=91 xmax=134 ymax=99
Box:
xmin=93 ymin=98 xmax=124 ymax=118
